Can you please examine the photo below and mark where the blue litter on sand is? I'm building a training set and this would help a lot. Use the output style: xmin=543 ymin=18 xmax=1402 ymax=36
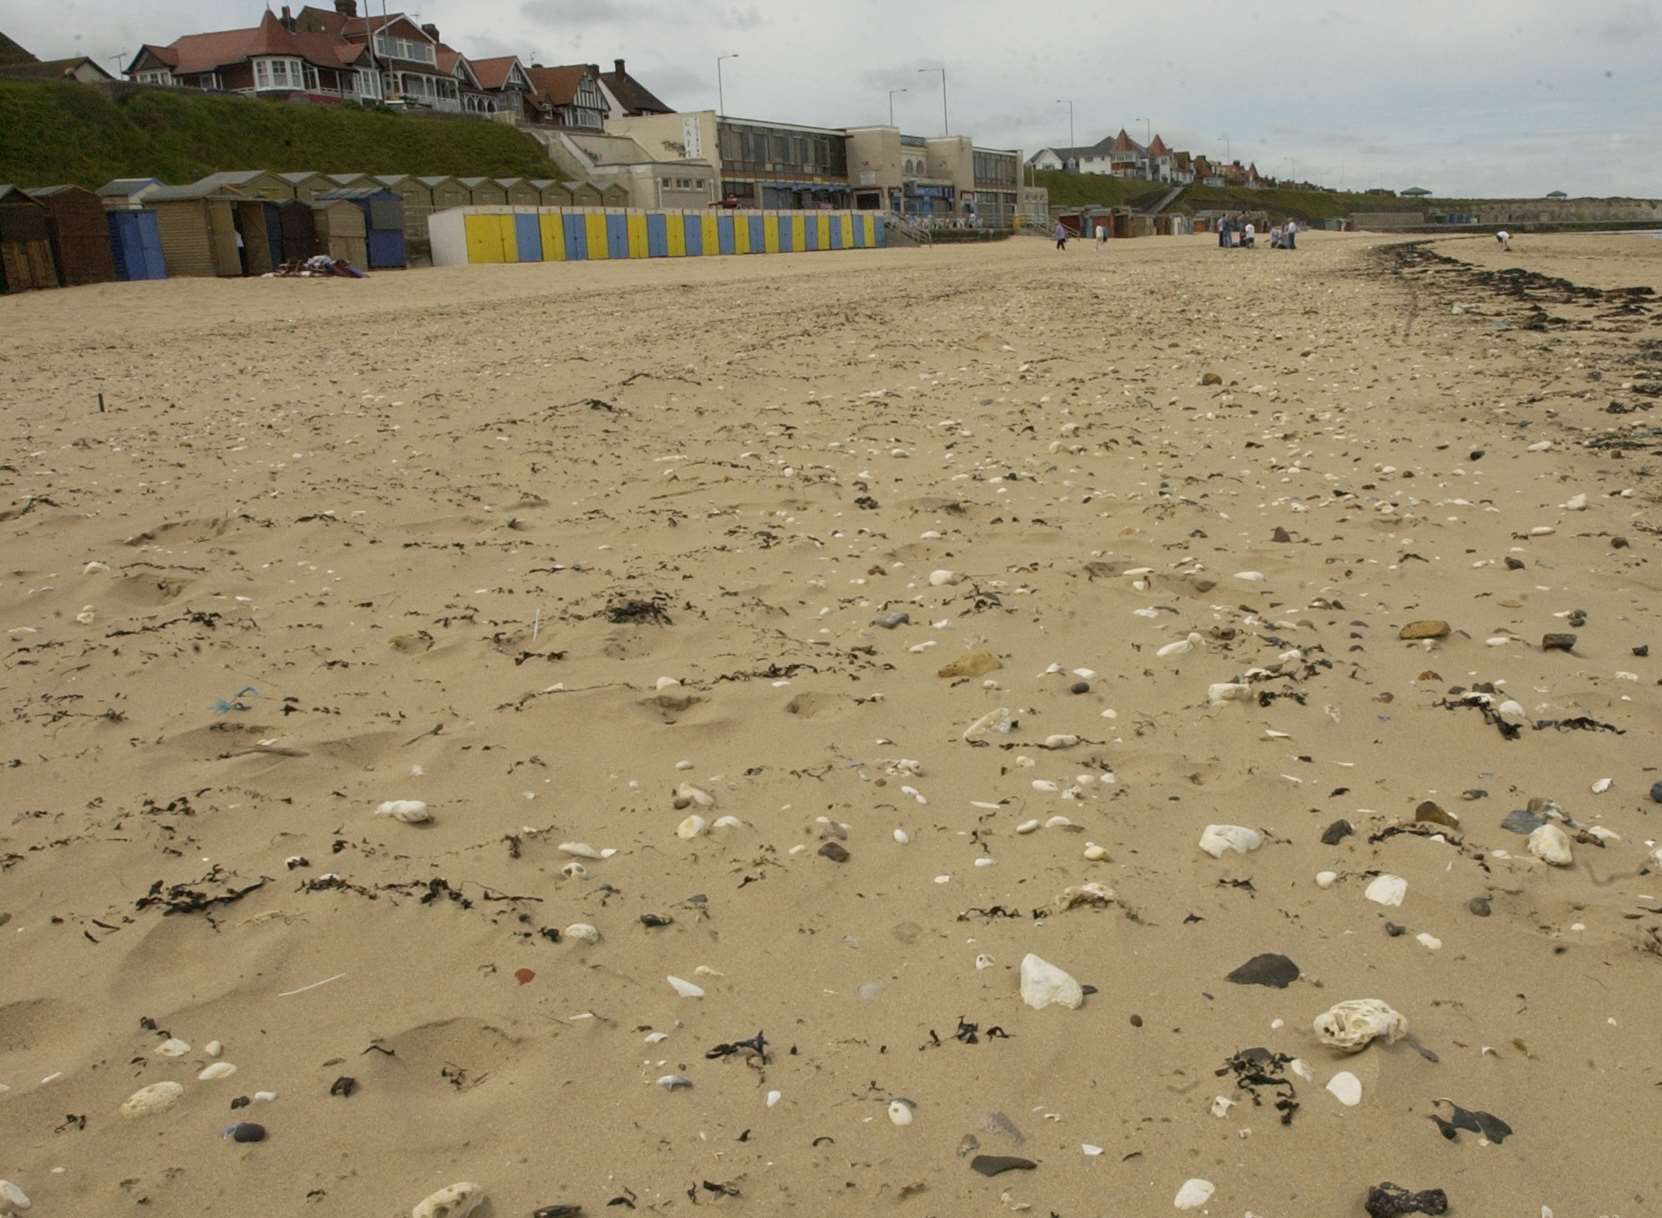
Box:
xmin=214 ymin=686 xmax=259 ymax=714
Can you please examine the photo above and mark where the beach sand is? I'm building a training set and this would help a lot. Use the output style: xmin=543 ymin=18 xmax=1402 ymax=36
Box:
xmin=2 ymin=231 xmax=1659 ymax=1217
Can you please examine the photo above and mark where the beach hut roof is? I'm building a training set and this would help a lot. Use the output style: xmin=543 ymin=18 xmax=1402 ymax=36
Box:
xmin=417 ymin=175 xmax=459 ymax=187
xmin=144 ymin=183 xmax=244 ymax=202
xmin=319 ymin=187 xmax=393 ymax=201
xmin=98 ymin=177 xmax=164 ymax=197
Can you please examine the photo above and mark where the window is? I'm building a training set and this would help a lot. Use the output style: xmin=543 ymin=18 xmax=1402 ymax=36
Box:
xmin=374 ymin=32 xmax=437 ymax=65
xmin=139 ymin=69 xmax=175 ymax=85
xmin=255 ymin=59 xmax=271 ymax=88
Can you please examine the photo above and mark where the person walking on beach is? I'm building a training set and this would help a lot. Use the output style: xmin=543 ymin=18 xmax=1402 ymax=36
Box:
xmin=1496 ymin=229 xmax=1512 ymax=251
xmin=1243 ymin=220 xmax=1256 ymax=248
xmin=1054 ymin=221 xmax=1069 ymax=251
xmin=1218 ymin=216 xmax=1231 ymax=249
xmin=1096 ymin=222 xmax=1108 ymax=250
xmin=1284 ymin=218 xmax=1298 ymax=250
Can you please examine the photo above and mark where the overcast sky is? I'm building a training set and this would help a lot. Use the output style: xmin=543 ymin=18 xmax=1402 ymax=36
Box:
xmin=11 ymin=0 xmax=1661 ymax=196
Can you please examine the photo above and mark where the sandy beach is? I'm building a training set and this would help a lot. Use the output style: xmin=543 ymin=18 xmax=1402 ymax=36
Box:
xmin=3 ymin=230 xmax=1660 ymax=1218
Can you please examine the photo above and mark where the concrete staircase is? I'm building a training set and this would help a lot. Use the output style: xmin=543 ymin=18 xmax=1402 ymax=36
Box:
xmin=882 ymin=212 xmax=933 ymax=247
xmin=1143 ymin=184 xmax=1187 ymax=216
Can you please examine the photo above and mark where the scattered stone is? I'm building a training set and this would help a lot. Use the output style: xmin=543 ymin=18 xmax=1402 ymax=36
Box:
xmin=1019 ymin=953 xmax=1084 ymax=1010
xmin=656 ymin=1075 xmax=692 ymax=1090
xmin=1399 ymin=620 xmax=1451 ymax=640
xmin=970 ymin=1155 xmax=1036 ymax=1178
xmin=667 ymin=976 xmax=705 ymax=999
xmin=1316 ymin=871 xmax=1338 ymax=889
xmin=818 ymin=841 xmax=850 ymax=863
xmin=1201 ymin=372 xmax=1222 ymax=386
xmin=0 ymin=1181 xmax=30 ymax=1214
xmin=1468 ymin=896 xmax=1492 ymax=917
xmin=154 ymin=1037 xmax=191 ymax=1058
xmin=1364 ymin=1183 xmax=1449 ymax=1217
xmin=1068 ymin=680 xmax=1090 ymax=695
xmin=1500 ymin=807 xmax=1548 ymax=834
xmin=1226 ymin=952 xmax=1300 ymax=989
xmin=411 ymin=1182 xmax=485 ymax=1218
xmin=1321 ymin=819 xmax=1355 ymax=845
xmin=375 ymin=800 xmax=430 ymax=824
xmin=1174 ymin=1178 xmax=1216 ymax=1210
xmin=676 ymin=814 xmax=708 ymax=840
xmin=887 ymin=1099 xmax=914 ymax=1126
xmin=1541 ymin=633 xmax=1577 ymax=652
xmin=197 ymin=1062 xmax=237 ymax=1081
xmin=1650 ymin=780 xmax=1662 ymax=805
xmin=1527 ymin=823 xmax=1573 ymax=866
xmin=1326 ymin=1071 xmax=1363 ymax=1106
xmin=1198 ymin=824 xmax=1263 ymax=858
xmin=929 ymin=569 xmax=963 ymax=587
xmin=565 ymin=923 xmax=600 ymax=944
xmin=673 ymin=783 xmax=714 ymax=809
xmin=120 ymin=1081 xmax=184 ymax=1119
xmin=1364 ymin=874 xmax=1408 ymax=906
xmin=1313 ymin=999 xmax=1408 ymax=1052
xmin=873 ymin=611 xmax=910 ymax=629
xmin=1414 ymin=801 xmax=1460 ymax=830
xmin=224 ymin=1121 xmax=266 ymax=1143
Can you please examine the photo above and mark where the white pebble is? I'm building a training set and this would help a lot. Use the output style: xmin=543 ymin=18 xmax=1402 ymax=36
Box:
xmin=1315 ymin=871 xmax=1338 ymax=889
xmin=929 ymin=569 xmax=962 ymax=586
xmin=1326 ymin=1071 xmax=1363 ymax=1106
xmin=893 ymin=828 xmax=910 ymax=844
xmin=0 ymin=1181 xmax=30 ymax=1213
xmin=1416 ymin=932 xmax=1442 ymax=951
xmin=374 ymin=799 xmax=429 ymax=824
xmin=1016 ymin=819 xmax=1041 ymax=835
xmin=1174 ymin=1179 xmax=1216 ymax=1210
xmin=667 ymin=975 xmax=705 ymax=999
xmin=119 ymin=1081 xmax=184 ymax=1119
xmin=676 ymin=814 xmax=708 ymax=840
xmin=1591 ymin=778 xmax=1612 ymax=794
xmin=153 ymin=1038 xmax=191 ymax=1058
xmin=1198 ymin=824 xmax=1263 ymax=858
xmin=253 ymin=1090 xmax=277 ymax=1103
xmin=1020 ymin=953 xmax=1084 ymax=1011
xmin=204 ymin=1040 xmax=222 ymax=1058
xmin=767 ymin=1090 xmax=781 ymax=1107
xmin=1364 ymin=874 xmax=1408 ymax=906
xmin=412 ymin=1183 xmax=485 ymax=1218
xmin=887 ymin=1099 xmax=914 ymax=1126
xmin=197 ymin=1062 xmax=237 ymax=1081
xmin=1528 ymin=823 xmax=1573 ymax=866
xmin=565 ymin=923 xmax=601 ymax=944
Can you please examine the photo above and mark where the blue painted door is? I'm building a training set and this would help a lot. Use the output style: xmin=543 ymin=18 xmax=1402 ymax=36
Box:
xmin=605 ymin=213 xmax=629 ymax=259
xmin=717 ymin=215 xmax=736 ymax=255
xmin=646 ymin=213 xmax=668 ymax=257
xmin=683 ymin=214 xmax=703 ymax=256
xmin=829 ymin=218 xmax=844 ymax=250
xmin=263 ymin=204 xmax=285 ymax=267
xmin=803 ymin=217 xmax=818 ymax=252
xmin=873 ymin=216 xmax=886 ymax=247
xmin=747 ymin=215 xmax=763 ymax=252
xmin=514 ymin=214 xmax=543 ymax=262
xmin=778 ymin=215 xmax=794 ymax=252
xmin=367 ymin=228 xmax=407 ymax=268
xmin=138 ymin=213 xmax=166 ymax=278
xmin=563 ymin=213 xmax=587 ymax=260
xmin=107 ymin=212 xmax=137 ymax=281
xmin=851 ymin=216 xmax=866 ymax=248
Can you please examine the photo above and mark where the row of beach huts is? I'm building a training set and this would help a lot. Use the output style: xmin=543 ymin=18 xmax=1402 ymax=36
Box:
xmin=0 ymin=171 xmax=633 ymax=292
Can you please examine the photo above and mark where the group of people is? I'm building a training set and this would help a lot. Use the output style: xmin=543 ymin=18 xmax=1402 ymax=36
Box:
xmin=1217 ymin=215 xmax=1297 ymax=249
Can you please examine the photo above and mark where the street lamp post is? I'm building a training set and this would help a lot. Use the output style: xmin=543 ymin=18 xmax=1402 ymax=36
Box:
xmin=717 ymin=52 xmax=738 ymax=116
xmin=918 ymin=66 xmax=947 ymax=134
xmin=1218 ymin=132 xmax=1231 ymax=163
xmin=1056 ymin=98 xmax=1074 ymax=151
xmin=1136 ymin=116 xmax=1151 ymax=146
xmin=888 ymin=87 xmax=907 ymax=126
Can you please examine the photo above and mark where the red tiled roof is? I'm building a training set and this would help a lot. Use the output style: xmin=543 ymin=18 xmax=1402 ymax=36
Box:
xmin=1147 ymin=134 xmax=1170 ymax=157
xmin=526 ymin=63 xmax=591 ymax=107
xmin=140 ymin=11 xmax=357 ymax=76
xmin=596 ymin=59 xmax=670 ymax=115
xmin=469 ymin=56 xmax=523 ymax=90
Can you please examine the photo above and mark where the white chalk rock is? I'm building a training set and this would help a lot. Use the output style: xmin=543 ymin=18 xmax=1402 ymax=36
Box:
xmin=411 ymin=1182 xmax=485 ymax=1218
xmin=676 ymin=814 xmax=708 ymax=840
xmin=1198 ymin=824 xmax=1263 ymax=858
xmin=1497 ymin=700 xmax=1527 ymax=727
xmin=1043 ymin=733 xmax=1080 ymax=749
xmin=565 ymin=923 xmax=601 ymax=944
xmin=1416 ymin=932 xmax=1442 ymax=951
xmin=83 ymin=560 xmax=110 ymax=574
xmin=929 ymin=569 xmax=963 ymax=587
xmin=1019 ymin=953 xmax=1084 ymax=1011
xmin=1016 ymin=819 xmax=1041 ymax=834
xmin=1591 ymin=778 xmax=1612 ymax=794
xmin=675 ymin=782 xmax=714 ymax=809
xmin=1313 ymin=999 xmax=1408 ymax=1053
xmin=962 ymin=707 xmax=1015 ymax=741
xmin=1083 ymin=842 xmax=1110 ymax=862
xmin=558 ymin=841 xmax=603 ymax=859
xmin=1326 ymin=1071 xmax=1363 ymax=1107
xmin=154 ymin=1038 xmax=191 ymax=1058
xmin=1174 ymin=1179 xmax=1216 ymax=1210
xmin=1234 ymin=570 xmax=1266 ymax=582
xmin=1563 ymin=493 xmax=1588 ymax=511
xmin=1364 ymin=874 xmax=1408 ymax=906
xmin=0 ymin=1180 xmax=31 ymax=1214
xmin=1210 ymin=1095 xmax=1236 ymax=1118
xmin=767 ymin=1090 xmax=782 ymax=1108
xmin=253 ymin=1090 xmax=277 ymax=1103
xmin=561 ymin=862 xmax=588 ymax=879
xmin=120 ymin=1081 xmax=184 ymax=1119
xmin=1208 ymin=682 xmax=1253 ymax=705
xmin=205 ymin=1040 xmax=223 ymax=1058
xmin=1157 ymin=632 xmax=1203 ymax=658
xmin=1315 ymin=870 xmax=1338 ymax=889
xmin=667 ymin=975 xmax=705 ymax=999
xmin=197 ymin=1062 xmax=237 ymax=1081
xmin=893 ymin=828 xmax=910 ymax=844
xmin=712 ymin=815 xmax=742 ymax=830
xmin=1528 ymin=823 xmax=1573 ymax=866
xmin=375 ymin=800 xmax=430 ymax=824
xmin=887 ymin=1099 xmax=914 ymax=1126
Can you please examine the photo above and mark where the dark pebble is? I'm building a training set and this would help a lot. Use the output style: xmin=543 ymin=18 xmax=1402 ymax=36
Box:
xmin=1651 ymin=780 xmax=1662 ymax=805
xmin=1069 ymin=681 xmax=1090 ymax=695
xmin=640 ymin=913 xmax=674 ymax=928
xmin=1384 ymin=922 xmax=1405 ymax=937
xmin=229 ymin=1095 xmax=250 ymax=1110
xmin=1468 ymin=450 xmax=1485 ymax=461
xmin=1365 ymin=1182 xmax=1449 ymax=1218
xmin=1504 ymin=556 xmax=1525 ymax=570
xmin=873 ymin=611 xmax=910 ymax=630
xmin=1501 ymin=808 xmax=1547 ymax=835
xmin=1634 ymin=644 xmax=1649 ymax=657
xmin=534 ymin=1208 xmax=586 ymax=1218
xmin=1271 ymin=526 xmax=1292 ymax=543
xmin=970 ymin=1155 xmax=1037 ymax=1178
xmin=1468 ymin=896 xmax=1491 ymax=917
xmin=1225 ymin=952 xmax=1301 ymax=988
xmin=818 ymin=841 xmax=850 ymax=864
xmin=1320 ymin=818 xmax=1355 ymax=845
xmin=225 ymin=1122 xmax=266 ymax=1143
xmin=1542 ymin=633 xmax=1577 ymax=652
xmin=1568 ymin=609 xmax=1588 ymax=628
xmin=1611 ymin=536 xmax=1629 ymax=549
xmin=1129 ymin=1013 xmax=1143 ymax=1027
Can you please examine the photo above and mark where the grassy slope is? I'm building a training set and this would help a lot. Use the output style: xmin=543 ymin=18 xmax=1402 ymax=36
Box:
xmin=1031 ymin=169 xmax=1478 ymax=221
xmin=0 ymin=81 xmax=554 ymax=188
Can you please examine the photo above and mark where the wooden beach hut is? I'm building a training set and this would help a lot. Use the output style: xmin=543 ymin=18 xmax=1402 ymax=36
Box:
xmin=27 ymin=185 xmax=117 ymax=286
xmin=569 ymin=180 xmax=603 ymax=208
xmin=531 ymin=179 xmax=572 ymax=208
xmin=145 ymin=183 xmax=245 ymax=277
xmin=420 ymin=176 xmax=470 ymax=215
xmin=319 ymin=187 xmax=406 ymax=268
xmin=599 ymin=181 xmax=630 ymax=208
xmin=324 ymin=172 xmax=371 ymax=191
xmin=98 ymin=178 xmax=165 ymax=208
xmin=195 ymin=171 xmax=293 ymax=202
xmin=0 ymin=185 xmax=58 ymax=293
xmin=279 ymin=173 xmax=331 ymax=205
xmin=312 ymin=198 xmax=368 ymax=267
xmin=276 ymin=200 xmax=318 ymax=262
xmin=106 ymin=209 xmax=167 ymax=281
xmin=498 ymin=178 xmax=540 ymax=208
xmin=459 ymin=177 xmax=509 ymax=206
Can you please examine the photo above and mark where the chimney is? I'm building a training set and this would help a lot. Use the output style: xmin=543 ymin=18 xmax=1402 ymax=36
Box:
xmin=422 ymin=22 xmax=440 ymax=41
xmin=614 ymin=58 xmax=625 ymax=77
xmin=333 ymin=0 xmax=357 ymax=15
xmin=280 ymin=5 xmax=296 ymax=31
